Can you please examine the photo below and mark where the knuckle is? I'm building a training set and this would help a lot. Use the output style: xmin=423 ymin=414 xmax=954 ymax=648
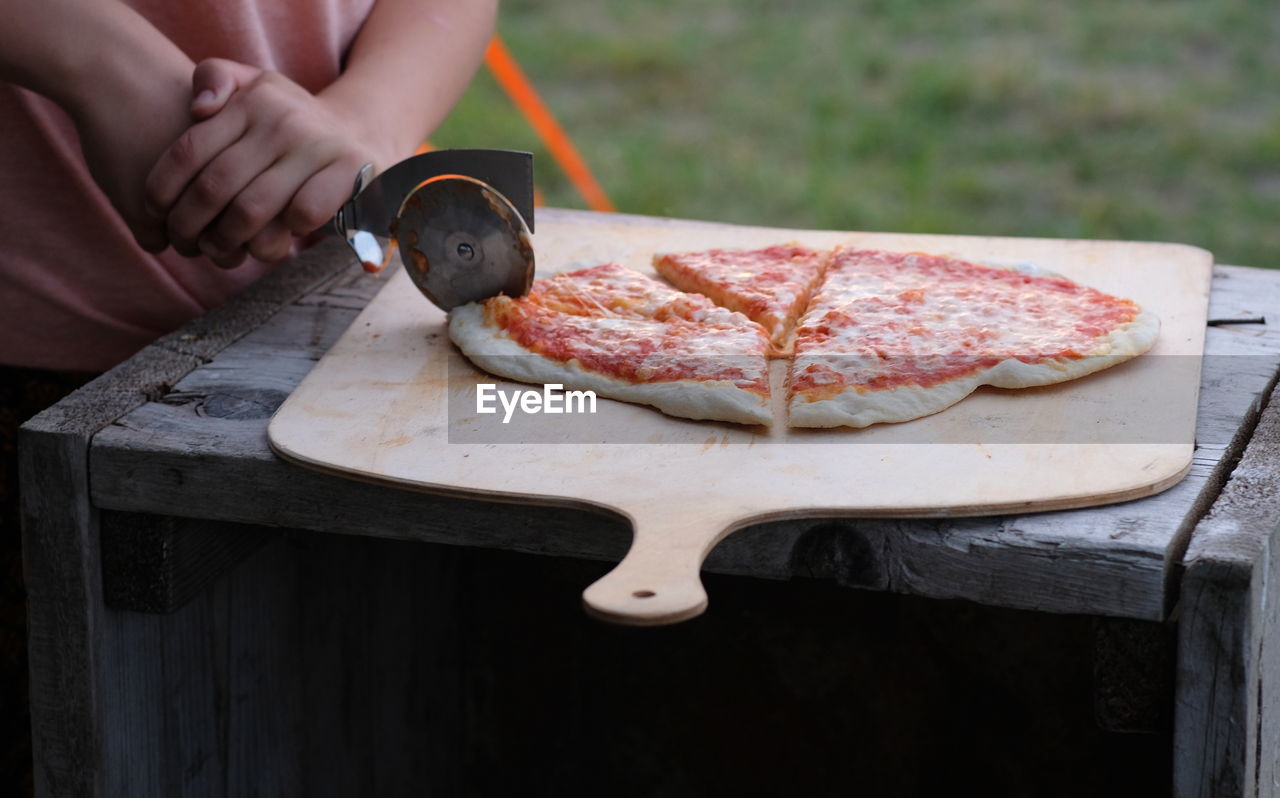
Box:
xmin=142 ymin=170 xmax=168 ymax=210
xmin=247 ymin=72 xmax=285 ymax=103
xmin=228 ymin=191 xmax=270 ymax=231
xmin=246 ymin=241 xmax=272 ymax=262
xmin=271 ymin=108 xmax=307 ymax=140
xmin=169 ymin=130 xmax=198 ymax=167
xmin=246 ymin=73 xmax=275 ymax=96
xmin=288 ymin=196 xmax=330 ymax=231
xmin=249 ymin=230 xmax=291 ymax=262
xmin=192 ymin=170 xmax=225 ymax=204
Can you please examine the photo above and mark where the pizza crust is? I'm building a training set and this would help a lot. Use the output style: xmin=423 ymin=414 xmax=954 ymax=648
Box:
xmin=788 ymin=308 xmax=1160 ymax=428
xmin=449 ymin=303 xmax=772 ymax=426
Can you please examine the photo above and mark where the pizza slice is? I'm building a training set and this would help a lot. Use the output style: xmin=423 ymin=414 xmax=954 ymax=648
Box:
xmin=653 ymin=245 xmax=830 ymax=352
xmin=787 ymin=248 xmax=1160 ymax=428
xmin=449 ymin=264 xmax=773 ymax=426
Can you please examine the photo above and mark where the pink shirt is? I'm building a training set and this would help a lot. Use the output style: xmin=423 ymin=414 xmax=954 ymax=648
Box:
xmin=0 ymin=0 xmax=374 ymax=371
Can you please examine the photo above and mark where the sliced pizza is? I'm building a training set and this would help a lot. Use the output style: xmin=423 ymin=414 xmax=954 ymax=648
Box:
xmin=787 ymin=248 xmax=1160 ymax=428
xmin=653 ymin=245 xmax=830 ymax=352
xmin=449 ymin=264 xmax=773 ymax=426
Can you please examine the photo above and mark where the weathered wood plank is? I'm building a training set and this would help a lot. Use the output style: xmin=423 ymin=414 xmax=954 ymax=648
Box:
xmin=296 ymin=534 xmax=464 ymax=797
xmin=222 ymin=537 xmax=304 ymax=797
xmin=1174 ymin=373 xmax=1280 ymax=798
xmin=100 ymin=513 xmax=272 ymax=614
xmin=98 ymin=578 xmax=229 ymax=797
xmin=93 ymin=528 xmax=467 ymax=797
xmin=92 ymin=409 xmax=633 ymax=559
xmin=87 ymin=260 xmax=1280 ymax=620
xmin=20 ymin=242 xmax=361 ymax=797
xmin=453 ymin=548 xmax=1174 ymax=797
xmin=20 ymin=430 xmax=106 ymax=798
xmin=19 ymin=342 xmax=212 ymax=798
xmin=79 ymin=372 xmax=1212 ymax=618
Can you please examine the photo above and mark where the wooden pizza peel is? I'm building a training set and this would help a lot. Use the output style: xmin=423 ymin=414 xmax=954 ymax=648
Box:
xmin=268 ymin=214 xmax=1212 ymax=626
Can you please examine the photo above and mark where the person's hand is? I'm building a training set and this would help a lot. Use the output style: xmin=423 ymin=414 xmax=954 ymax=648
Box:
xmin=144 ymin=57 xmax=390 ymax=269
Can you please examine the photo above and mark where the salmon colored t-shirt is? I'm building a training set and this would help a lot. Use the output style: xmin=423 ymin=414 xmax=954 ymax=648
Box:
xmin=0 ymin=0 xmax=375 ymax=371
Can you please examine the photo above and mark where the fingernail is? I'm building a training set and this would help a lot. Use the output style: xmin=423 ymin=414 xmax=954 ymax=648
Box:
xmin=194 ymin=89 xmax=216 ymax=106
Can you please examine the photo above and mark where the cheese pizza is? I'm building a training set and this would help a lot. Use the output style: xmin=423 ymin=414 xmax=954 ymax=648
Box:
xmin=448 ymin=247 xmax=1158 ymax=429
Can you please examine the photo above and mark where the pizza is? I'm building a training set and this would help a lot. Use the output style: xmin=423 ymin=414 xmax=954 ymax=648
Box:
xmin=448 ymin=247 xmax=1158 ymax=429
xmin=787 ymin=249 xmax=1159 ymax=428
xmin=653 ymin=244 xmax=829 ymax=351
xmin=447 ymin=264 xmax=773 ymax=425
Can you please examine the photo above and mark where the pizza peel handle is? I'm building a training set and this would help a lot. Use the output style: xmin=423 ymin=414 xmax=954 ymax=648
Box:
xmin=581 ymin=503 xmax=739 ymax=626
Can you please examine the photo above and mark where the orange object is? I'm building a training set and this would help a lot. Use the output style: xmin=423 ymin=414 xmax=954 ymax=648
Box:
xmin=485 ymin=35 xmax=615 ymax=213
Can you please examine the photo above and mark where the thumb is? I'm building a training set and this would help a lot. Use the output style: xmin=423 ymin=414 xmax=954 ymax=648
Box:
xmin=190 ymin=58 xmax=264 ymax=120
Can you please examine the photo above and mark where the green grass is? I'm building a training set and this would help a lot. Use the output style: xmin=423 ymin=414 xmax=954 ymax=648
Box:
xmin=434 ymin=0 xmax=1280 ymax=268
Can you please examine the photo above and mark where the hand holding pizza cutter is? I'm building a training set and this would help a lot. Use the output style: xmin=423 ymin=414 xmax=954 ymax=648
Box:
xmin=331 ymin=149 xmax=536 ymax=309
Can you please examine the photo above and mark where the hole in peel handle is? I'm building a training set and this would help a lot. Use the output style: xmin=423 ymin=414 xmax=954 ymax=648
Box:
xmin=580 ymin=535 xmax=710 ymax=627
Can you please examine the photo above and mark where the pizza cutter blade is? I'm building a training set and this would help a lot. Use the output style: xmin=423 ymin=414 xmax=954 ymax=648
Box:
xmin=330 ymin=149 xmax=536 ymax=310
xmin=392 ymin=176 xmax=535 ymax=310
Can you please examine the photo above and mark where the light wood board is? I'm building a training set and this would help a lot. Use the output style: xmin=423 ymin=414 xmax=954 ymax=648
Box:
xmin=268 ymin=216 xmax=1212 ymax=625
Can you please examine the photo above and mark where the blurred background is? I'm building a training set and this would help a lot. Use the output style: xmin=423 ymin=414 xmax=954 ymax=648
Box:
xmin=436 ymin=0 xmax=1279 ymax=269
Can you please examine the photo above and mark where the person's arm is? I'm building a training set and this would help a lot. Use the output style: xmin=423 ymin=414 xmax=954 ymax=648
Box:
xmin=144 ymin=0 xmax=498 ymax=267
xmin=321 ymin=0 xmax=497 ymax=164
xmin=0 ymin=0 xmax=196 ymax=252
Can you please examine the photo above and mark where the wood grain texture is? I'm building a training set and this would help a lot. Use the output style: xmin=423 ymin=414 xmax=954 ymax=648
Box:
xmin=19 ymin=241 xmax=358 ymax=798
xmin=19 ymin=429 xmax=106 ymax=798
xmin=1175 ymin=372 xmax=1280 ymax=798
xmin=88 ymin=211 xmax=1280 ymax=623
xmin=19 ymin=342 xmax=216 ymax=797
xmin=92 ymin=532 xmax=465 ymax=797
xmin=452 ymin=550 xmax=1175 ymax=797
xmin=100 ymin=513 xmax=271 ymax=614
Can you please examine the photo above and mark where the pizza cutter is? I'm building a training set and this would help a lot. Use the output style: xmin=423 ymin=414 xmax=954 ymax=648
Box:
xmin=331 ymin=149 xmax=536 ymax=309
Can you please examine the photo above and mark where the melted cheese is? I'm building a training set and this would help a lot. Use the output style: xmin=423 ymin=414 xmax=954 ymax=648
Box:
xmin=791 ymin=250 xmax=1141 ymax=396
xmin=653 ymin=245 xmax=828 ymax=345
xmin=485 ymin=265 xmax=771 ymax=396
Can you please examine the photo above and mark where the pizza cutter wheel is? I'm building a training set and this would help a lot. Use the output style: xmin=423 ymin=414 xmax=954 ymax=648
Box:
xmin=391 ymin=177 xmax=535 ymax=311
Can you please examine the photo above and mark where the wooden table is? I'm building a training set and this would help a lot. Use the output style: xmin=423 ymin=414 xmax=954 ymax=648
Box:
xmin=20 ymin=209 xmax=1280 ymax=797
